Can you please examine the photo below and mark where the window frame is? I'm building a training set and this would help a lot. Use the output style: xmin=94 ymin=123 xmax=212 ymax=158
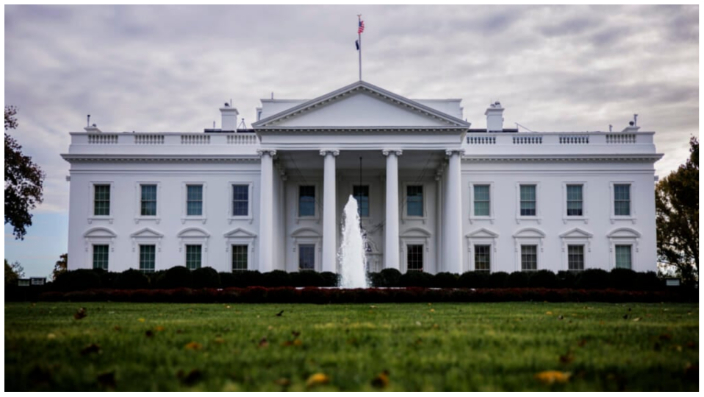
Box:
xmin=89 ymin=182 xmax=114 ymax=224
xmin=134 ymin=182 xmax=162 ymax=224
xmin=225 ymin=228 xmax=257 ymax=271
xmin=515 ymin=182 xmax=542 ymax=223
xmin=92 ymin=244 xmax=110 ymax=271
xmin=231 ymin=244 xmax=250 ymax=272
xmin=473 ymin=244 xmax=492 ymax=272
xmin=405 ymin=243 xmax=425 ymax=272
xmin=402 ymin=182 xmax=427 ymax=223
xmin=181 ymin=182 xmax=207 ymax=224
xmin=469 ymin=182 xmax=494 ymax=224
xmin=185 ymin=244 xmax=202 ymax=270
xmin=562 ymin=182 xmax=589 ymax=224
xmin=610 ymin=182 xmax=637 ymax=224
xmin=567 ymin=244 xmax=585 ymax=271
xmin=351 ymin=184 xmax=371 ymax=219
xmin=520 ymin=244 xmax=539 ymax=272
xmin=512 ymin=227 xmax=545 ymax=272
xmin=298 ymin=243 xmax=317 ymax=271
xmin=229 ymin=182 xmax=254 ymax=224
xmin=614 ymin=244 xmax=633 ymax=270
xmin=296 ymin=183 xmax=320 ymax=222
xmin=139 ymin=244 xmax=157 ymax=273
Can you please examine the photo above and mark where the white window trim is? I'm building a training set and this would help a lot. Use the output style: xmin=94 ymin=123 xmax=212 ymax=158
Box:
xmin=130 ymin=227 xmax=164 ymax=271
xmin=184 ymin=244 xmax=205 ymax=270
xmin=224 ymin=228 xmax=258 ymax=272
xmin=562 ymin=182 xmax=589 ymax=224
xmin=612 ymin=243 xmax=635 ymax=270
xmin=349 ymin=181 xmax=372 ymax=219
xmin=609 ymin=181 xmax=637 ymax=224
xmin=469 ymin=182 xmax=494 ymax=224
xmin=515 ymin=182 xmax=542 ymax=224
xmin=402 ymin=241 xmax=427 ymax=273
xmin=137 ymin=243 xmax=159 ymax=273
xmin=295 ymin=241 xmax=321 ymax=272
xmin=83 ymin=227 xmax=117 ymax=269
xmin=513 ymin=228 xmax=545 ymax=272
xmin=89 ymin=243 xmax=111 ymax=271
xmin=134 ymin=182 xmax=162 ymax=224
xmin=468 ymin=242 xmax=494 ymax=272
xmin=559 ymin=228 xmax=593 ymax=271
xmin=88 ymin=181 xmax=114 ymax=224
xmin=607 ymin=228 xmax=641 ymax=269
xmin=228 ymin=181 xmax=254 ymax=224
xmin=401 ymin=182 xmax=428 ymax=224
xmin=295 ymin=182 xmax=320 ymax=224
xmin=178 ymin=227 xmax=210 ymax=268
xmin=181 ymin=182 xmax=207 ymax=224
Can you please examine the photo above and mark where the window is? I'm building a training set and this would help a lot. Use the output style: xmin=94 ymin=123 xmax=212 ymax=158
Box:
xmin=140 ymin=185 xmax=157 ymax=216
xmin=614 ymin=184 xmax=631 ymax=216
xmin=520 ymin=185 xmax=536 ymax=216
xmin=94 ymin=185 xmax=110 ymax=216
xmin=407 ymin=185 xmax=423 ymax=217
xmin=232 ymin=245 xmax=248 ymax=271
xmin=232 ymin=185 xmax=249 ymax=216
xmin=566 ymin=185 xmax=583 ymax=216
xmin=92 ymin=244 xmax=109 ymax=270
xmin=474 ymin=245 xmax=491 ymax=271
xmin=407 ymin=244 xmax=423 ymax=271
xmin=185 ymin=245 xmax=202 ymax=270
xmin=521 ymin=245 xmax=537 ymax=271
xmin=353 ymin=185 xmax=370 ymax=217
xmin=298 ymin=186 xmax=316 ymax=217
xmin=299 ymin=244 xmax=315 ymax=270
xmin=473 ymin=185 xmax=491 ymax=216
xmin=186 ymin=185 xmax=203 ymax=216
xmin=567 ymin=245 xmax=584 ymax=271
xmin=615 ymin=245 xmax=632 ymax=269
xmin=139 ymin=245 xmax=156 ymax=272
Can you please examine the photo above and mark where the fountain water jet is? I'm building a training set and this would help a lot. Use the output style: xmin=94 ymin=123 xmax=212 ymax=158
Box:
xmin=338 ymin=195 xmax=369 ymax=288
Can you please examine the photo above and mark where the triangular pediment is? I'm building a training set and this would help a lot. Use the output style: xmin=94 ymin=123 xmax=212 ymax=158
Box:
xmin=466 ymin=228 xmax=499 ymax=239
xmin=224 ymin=228 xmax=257 ymax=238
xmin=253 ymin=81 xmax=470 ymax=130
xmin=559 ymin=228 xmax=593 ymax=239
xmin=130 ymin=227 xmax=163 ymax=238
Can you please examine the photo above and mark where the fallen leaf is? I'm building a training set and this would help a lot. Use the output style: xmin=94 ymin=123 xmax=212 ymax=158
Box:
xmin=74 ymin=308 xmax=87 ymax=320
xmin=371 ymin=370 xmax=390 ymax=389
xmin=47 ymin=333 xmax=56 ymax=340
xmin=138 ymin=318 xmax=145 ymax=323
xmin=275 ymin=378 xmax=291 ymax=387
xmin=535 ymin=370 xmax=571 ymax=384
xmin=81 ymin=343 xmax=101 ymax=356
xmin=659 ymin=333 xmax=672 ymax=341
xmin=184 ymin=342 xmax=203 ymax=351
xmin=558 ymin=315 xmax=564 ymax=320
xmin=546 ymin=311 xmax=553 ymax=315
xmin=113 ymin=326 xmax=121 ymax=331
xmin=276 ymin=310 xmax=284 ymax=317
xmin=306 ymin=373 xmax=330 ymax=387
xmin=177 ymin=369 xmax=202 ymax=386
xmin=559 ymin=352 xmax=574 ymax=364
xmin=291 ymin=330 xmax=301 ymax=338
xmin=258 ymin=337 xmax=269 ymax=348
xmin=430 ymin=309 xmax=435 ymax=313
xmin=214 ymin=337 xmax=225 ymax=344
xmin=293 ymin=339 xmax=303 ymax=346
xmin=632 ymin=317 xmax=641 ymax=322
xmin=145 ymin=330 xmax=154 ymax=338
xmin=97 ymin=371 xmax=116 ymax=389
xmin=577 ymin=339 xmax=587 ymax=347
xmin=155 ymin=326 xmax=165 ymax=332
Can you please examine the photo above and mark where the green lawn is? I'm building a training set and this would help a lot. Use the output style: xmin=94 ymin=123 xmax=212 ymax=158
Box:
xmin=5 ymin=302 xmax=699 ymax=391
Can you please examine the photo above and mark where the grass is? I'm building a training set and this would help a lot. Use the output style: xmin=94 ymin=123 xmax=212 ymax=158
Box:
xmin=5 ymin=302 xmax=699 ymax=391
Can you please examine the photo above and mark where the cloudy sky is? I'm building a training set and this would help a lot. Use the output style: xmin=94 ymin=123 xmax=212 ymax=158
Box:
xmin=4 ymin=5 xmax=699 ymax=277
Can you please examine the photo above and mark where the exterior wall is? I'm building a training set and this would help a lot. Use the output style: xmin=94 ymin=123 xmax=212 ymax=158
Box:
xmin=460 ymin=160 xmax=658 ymax=273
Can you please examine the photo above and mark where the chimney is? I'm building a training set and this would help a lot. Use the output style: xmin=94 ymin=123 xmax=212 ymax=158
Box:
xmin=220 ymin=102 xmax=239 ymax=131
xmin=485 ymin=101 xmax=504 ymax=132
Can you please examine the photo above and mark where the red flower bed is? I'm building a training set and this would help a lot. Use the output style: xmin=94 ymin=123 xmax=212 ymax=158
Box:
xmin=36 ymin=287 xmax=694 ymax=303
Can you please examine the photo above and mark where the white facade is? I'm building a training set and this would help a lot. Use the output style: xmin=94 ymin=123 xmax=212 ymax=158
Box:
xmin=62 ymin=81 xmax=662 ymax=274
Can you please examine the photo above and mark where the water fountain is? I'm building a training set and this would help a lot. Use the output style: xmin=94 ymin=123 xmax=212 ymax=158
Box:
xmin=338 ymin=195 xmax=369 ymax=288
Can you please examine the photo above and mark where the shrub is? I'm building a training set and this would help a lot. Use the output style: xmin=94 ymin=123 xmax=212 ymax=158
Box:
xmin=114 ymin=269 xmax=150 ymax=289
xmin=319 ymin=272 xmax=340 ymax=287
xmin=232 ymin=271 xmax=264 ymax=287
xmin=379 ymin=268 xmax=403 ymax=287
xmin=399 ymin=271 xmax=434 ymax=288
xmin=506 ymin=271 xmax=530 ymax=288
xmin=291 ymin=271 xmax=324 ymax=287
xmin=433 ymin=272 xmax=459 ymax=288
xmin=263 ymin=270 xmax=291 ymax=287
xmin=158 ymin=266 xmax=192 ymax=289
xmin=528 ymin=270 xmax=559 ymax=289
xmin=635 ymin=271 xmax=664 ymax=291
xmin=576 ymin=269 xmax=610 ymax=289
xmin=54 ymin=269 xmax=101 ymax=291
xmin=219 ymin=272 xmax=237 ymax=288
xmin=192 ymin=267 xmax=221 ymax=289
xmin=487 ymin=272 xmax=509 ymax=288
xmin=146 ymin=270 xmax=166 ymax=289
xmin=95 ymin=269 xmax=118 ymax=289
xmin=610 ymin=268 xmax=637 ymax=290
xmin=556 ymin=271 xmax=577 ymax=289
xmin=458 ymin=271 xmax=489 ymax=288
xmin=368 ymin=272 xmax=383 ymax=287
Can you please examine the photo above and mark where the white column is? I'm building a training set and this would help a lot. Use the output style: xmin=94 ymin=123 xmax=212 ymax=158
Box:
xmin=257 ymin=149 xmax=276 ymax=272
xmin=320 ymin=149 xmax=339 ymax=273
xmin=383 ymin=149 xmax=402 ymax=270
xmin=445 ymin=149 xmax=464 ymax=274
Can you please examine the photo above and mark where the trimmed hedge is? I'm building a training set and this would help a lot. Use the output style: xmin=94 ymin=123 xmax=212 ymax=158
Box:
xmin=114 ymin=269 xmax=149 ymax=289
xmin=37 ymin=286 xmax=695 ymax=304
xmin=192 ymin=267 xmax=221 ymax=289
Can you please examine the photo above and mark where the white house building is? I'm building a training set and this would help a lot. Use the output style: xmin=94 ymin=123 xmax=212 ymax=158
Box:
xmin=62 ymin=80 xmax=662 ymax=275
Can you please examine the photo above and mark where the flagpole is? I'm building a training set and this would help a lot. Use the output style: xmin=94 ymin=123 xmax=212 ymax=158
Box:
xmin=358 ymin=14 xmax=362 ymax=81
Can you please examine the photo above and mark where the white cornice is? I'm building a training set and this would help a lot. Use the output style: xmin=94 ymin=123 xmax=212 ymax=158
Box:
xmin=256 ymin=127 xmax=467 ymax=134
xmin=61 ymin=154 xmax=259 ymax=163
xmin=462 ymin=154 xmax=664 ymax=163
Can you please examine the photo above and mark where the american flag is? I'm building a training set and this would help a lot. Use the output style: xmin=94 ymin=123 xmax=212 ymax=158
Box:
xmin=358 ymin=19 xmax=365 ymax=34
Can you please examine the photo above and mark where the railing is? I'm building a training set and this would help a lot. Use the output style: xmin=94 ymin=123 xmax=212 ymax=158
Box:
xmin=134 ymin=134 xmax=165 ymax=145
xmin=467 ymin=136 xmax=496 ymax=145
xmin=227 ymin=134 xmax=258 ymax=145
xmin=87 ymin=134 xmax=118 ymax=144
xmin=181 ymin=135 xmax=210 ymax=145
xmin=559 ymin=135 xmax=589 ymax=144
xmin=606 ymin=134 xmax=636 ymax=144
xmin=513 ymin=136 xmax=543 ymax=145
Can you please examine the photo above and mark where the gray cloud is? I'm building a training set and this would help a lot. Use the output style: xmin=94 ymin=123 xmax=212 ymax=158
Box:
xmin=5 ymin=4 xmax=699 ymax=216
